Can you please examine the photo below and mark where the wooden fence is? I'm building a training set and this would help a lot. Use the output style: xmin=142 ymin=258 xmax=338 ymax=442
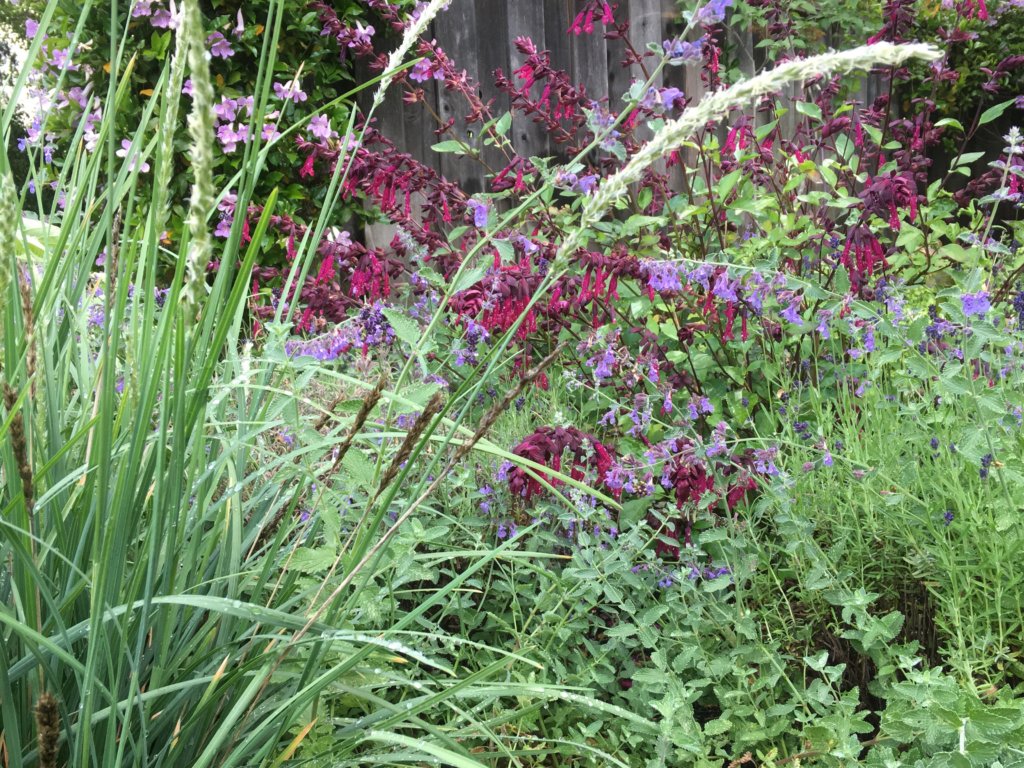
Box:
xmin=362 ymin=0 xmax=882 ymax=244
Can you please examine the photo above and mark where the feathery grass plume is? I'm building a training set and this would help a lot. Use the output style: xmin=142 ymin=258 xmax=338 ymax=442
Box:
xmin=375 ymin=391 xmax=445 ymax=498
xmin=35 ymin=692 xmax=59 ymax=768
xmin=371 ymin=0 xmax=451 ymax=108
xmin=555 ymin=42 xmax=942 ymax=265
xmin=180 ymin=0 xmax=217 ymax=316
xmin=153 ymin=1 xmax=191 ymax=239
xmin=0 ymin=172 xmax=15 ymax=315
xmin=2 ymin=382 xmax=33 ymax=516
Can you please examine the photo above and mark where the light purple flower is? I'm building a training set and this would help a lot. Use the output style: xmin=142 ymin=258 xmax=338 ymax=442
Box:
xmin=232 ymin=8 xmax=245 ymax=37
xmin=207 ymin=31 xmax=234 ymax=59
xmin=25 ymin=18 xmax=40 ymax=38
xmin=712 ymin=272 xmax=738 ymax=302
xmin=647 ymin=261 xmax=683 ymax=293
xmin=349 ymin=20 xmax=375 ymax=47
xmin=410 ymin=58 xmax=443 ymax=82
xmin=574 ymin=175 xmax=598 ymax=194
xmin=151 ymin=5 xmax=175 ymax=28
xmin=781 ymin=300 xmax=803 ymax=326
xmin=214 ymin=216 xmax=233 ymax=238
xmin=216 ymin=123 xmax=248 ymax=153
xmin=309 ymin=114 xmax=334 ymax=140
xmin=467 ymin=199 xmax=489 ymax=228
xmin=182 ymin=79 xmax=194 ymax=97
xmin=214 ymin=96 xmax=238 ymax=123
xmin=116 ymin=138 xmax=150 ymax=173
xmin=273 ymin=80 xmax=307 ymax=103
xmin=663 ymin=36 xmax=705 ymax=62
xmin=696 ymin=0 xmax=733 ymax=24
xmin=961 ymin=291 xmax=991 ymax=318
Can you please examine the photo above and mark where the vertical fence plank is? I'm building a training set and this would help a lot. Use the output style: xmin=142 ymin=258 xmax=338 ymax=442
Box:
xmin=507 ymin=2 xmax=550 ymax=161
xmin=475 ymin=0 xmax=514 ymax=181
xmin=570 ymin=14 xmax=609 ymax=105
xmin=433 ymin=0 xmax=486 ymax=195
xmin=628 ymin=0 xmax=666 ymax=87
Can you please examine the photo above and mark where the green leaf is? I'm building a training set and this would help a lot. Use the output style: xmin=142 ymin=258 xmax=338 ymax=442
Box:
xmin=795 ymin=101 xmax=822 ymax=121
xmin=952 ymin=151 xmax=986 ymax=169
xmin=363 ymin=732 xmax=490 ymax=768
xmin=494 ymin=239 xmax=515 ymax=264
xmin=978 ymin=99 xmax=1014 ymax=126
xmin=935 ymin=117 xmax=965 ymax=132
xmin=494 ymin=111 xmax=512 ymax=137
xmin=431 ymin=140 xmax=469 ymax=155
xmin=382 ymin=307 xmax=424 ymax=348
xmin=703 ymin=717 xmax=733 ymax=737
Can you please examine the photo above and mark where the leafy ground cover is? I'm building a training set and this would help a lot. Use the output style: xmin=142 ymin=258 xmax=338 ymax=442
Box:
xmin=3 ymin=0 xmax=1024 ymax=766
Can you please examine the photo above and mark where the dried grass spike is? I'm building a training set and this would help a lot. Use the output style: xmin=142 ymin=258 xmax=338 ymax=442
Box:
xmin=35 ymin=692 xmax=59 ymax=768
xmin=376 ymin=391 xmax=445 ymax=497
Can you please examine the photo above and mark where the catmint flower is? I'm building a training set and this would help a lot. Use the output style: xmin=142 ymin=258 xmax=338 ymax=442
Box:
xmin=980 ymin=453 xmax=995 ymax=479
xmin=590 ymin=347 xmax=615 ymax=380
xmin=753 ymin=446 xmax=780 ymax=476
xmin=214 ymin=216 xmax=233 ymax=238
xmin=706 ymin=421 xmax=728 ymax=457
xmin=575 ymin=175 xmax=599 ymax=194
xmin=712 ymin=272 xmax=738 ymax=302
xmin=695 ymin=0 xmax=734 ymax=24
xmin=822 ymin=450 xmax=834 ymax=467
xmin=961 ymin=291 xmax=991 ymax=318
xmin=599 ymin=407 xmax=618 ymax=426
xmin=781 ymin=300 xmax=804 ymax=326
xmin=646 ymin=261 xmax=683 ymax=293
xmin=663 ymin=36 xmax=705 ymax=63
xmin=466 ymin=199 xmax=489 ymax=227
xmin=207 ymin=31 xmax=234 ymax=58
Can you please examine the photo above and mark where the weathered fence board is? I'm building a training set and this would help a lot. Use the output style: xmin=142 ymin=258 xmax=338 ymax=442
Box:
xmin=366 ymin=0 xmax=882 ymax=209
